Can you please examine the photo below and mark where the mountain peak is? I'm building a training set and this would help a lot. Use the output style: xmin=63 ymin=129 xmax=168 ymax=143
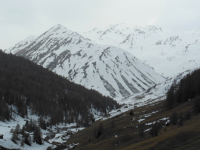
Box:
xmin=51 ymin=24 xmax=66 ymax=29
xmin=47 ymin=24 xmax=73 ymax=34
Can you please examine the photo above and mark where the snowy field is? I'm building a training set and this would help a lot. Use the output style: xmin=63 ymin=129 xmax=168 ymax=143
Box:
xmin=0 ymin=109 xmax=82 ymax=150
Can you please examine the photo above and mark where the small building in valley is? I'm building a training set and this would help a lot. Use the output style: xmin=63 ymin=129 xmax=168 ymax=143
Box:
xmin=0 ymin=134 xmax=4 ymax=139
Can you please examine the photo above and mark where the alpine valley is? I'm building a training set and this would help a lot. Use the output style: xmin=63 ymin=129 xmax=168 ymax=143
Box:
xmin=4 ymin=24 xmax=165 ymax=100
xmin=1 ymin=23 xmax=200 ymax=150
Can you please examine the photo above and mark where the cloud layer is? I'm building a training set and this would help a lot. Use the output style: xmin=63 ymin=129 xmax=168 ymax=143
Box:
xmin=0 ymin=0 xmax=200 ymax=49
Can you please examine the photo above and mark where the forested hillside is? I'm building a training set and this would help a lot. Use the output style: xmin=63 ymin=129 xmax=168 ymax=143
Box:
xmin=166 ymin=68 xmax=200 ymax=110
xmin=0 ymin=50 xmax=119 ymax=127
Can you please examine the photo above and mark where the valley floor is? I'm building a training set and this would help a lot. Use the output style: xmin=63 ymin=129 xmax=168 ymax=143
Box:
xmin=67 ymin=99 xmax=200 ymax=150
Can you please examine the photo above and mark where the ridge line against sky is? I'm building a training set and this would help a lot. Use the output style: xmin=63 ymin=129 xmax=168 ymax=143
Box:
xmin=0 ymin=0 xmax=200 ymax=49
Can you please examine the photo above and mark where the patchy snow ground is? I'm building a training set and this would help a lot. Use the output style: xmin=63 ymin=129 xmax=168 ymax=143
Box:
xmin=0 ymin=114 xmax=52 ymax=150
xmin=138 ymin=119 xmax=145 ymax=123
xmin=0 ymin=108 xmax=83 ymax=150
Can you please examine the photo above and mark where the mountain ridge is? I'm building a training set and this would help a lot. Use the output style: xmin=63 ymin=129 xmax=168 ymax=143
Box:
xmin=82 ymin=24 xmax=200 ymax=77
xmin=4 ymin=24 xmax=165 ymax=100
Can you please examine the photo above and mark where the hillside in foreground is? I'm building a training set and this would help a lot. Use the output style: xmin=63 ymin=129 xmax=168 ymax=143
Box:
xmin=66 ymin=67 xmax=200 ymax=149
xmin=67 ymin=97 xmax=200 ymax=150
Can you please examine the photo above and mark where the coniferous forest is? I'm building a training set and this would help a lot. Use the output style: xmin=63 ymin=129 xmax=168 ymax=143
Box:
xmin=0 ymin=50 xmax=119 ymax=126
xmin=166 ymin=68 xmax=200 ymax=110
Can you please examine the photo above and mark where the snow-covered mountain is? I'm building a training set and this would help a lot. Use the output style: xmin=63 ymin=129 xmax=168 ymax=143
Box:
xmin=4 ymin=24 xmax=165 ymax=100
xmin=4 ymin=35 xmax=37 ymax=54
xmin=82 ymin=24 xmax=200 ymax=77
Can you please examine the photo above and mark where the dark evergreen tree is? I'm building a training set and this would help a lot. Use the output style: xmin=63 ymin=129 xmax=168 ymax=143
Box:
xmin=166 ymin=85 xmax=174 ymax=109
xmin=174 ymin=89 xmax=181 ymax=103
xmin=24 ymin=134 xmax=31 ymax=146
xmin=193 ymin=96 xmax=200 ymax=114
xmin=11 ymin=131 xmax=17 ymax=144
xmin=129 ymin=110 xmax=134 ymax=116
xmin=138 ymin=124 xmax=144 ymax=138
xmin=170 ymin=112 xmax=178 ymax=125
xmin=21 ymin=125 xmax=25 ymax=137
xmin=195 ymin=76 xmax=200 ymax=95
xmin=179 ymin=111 xmax=183 ymax=126
xmin=149 ymin=121 xmax=161 ymax=137
xmin=166 ymin=68 xmax=200 ymax=109
xmin=21 ymin=138 xmax=24 ymax=147
xmin=185 ymin=110 xmax=191 ymax=120
xmin=0 ymin=100 xmax=10 ymax=121
xmin=33 ymin=126 xmax=42 ymax=145
xmin=96 ymin=123 xmax=104 ymax=138
xmin=15 ymin=124 xmax=21 ymax=134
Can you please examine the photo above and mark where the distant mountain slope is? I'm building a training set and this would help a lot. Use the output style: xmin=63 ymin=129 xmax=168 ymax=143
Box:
xmin=5 ymin=35 xmax=37 ymax=54
xmin=82 ymin=24 xmax=200 ymax=77
xmin=4 ymin=24 xmax=165 ymax=100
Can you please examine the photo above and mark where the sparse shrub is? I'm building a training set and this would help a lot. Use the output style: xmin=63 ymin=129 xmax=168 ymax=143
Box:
xmin=129 ymin=110 xmax=134 ymax=116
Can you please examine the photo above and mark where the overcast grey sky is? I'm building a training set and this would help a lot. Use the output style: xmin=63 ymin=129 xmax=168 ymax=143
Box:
xmin=0 ymin=0 xmax=200 ymax=49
